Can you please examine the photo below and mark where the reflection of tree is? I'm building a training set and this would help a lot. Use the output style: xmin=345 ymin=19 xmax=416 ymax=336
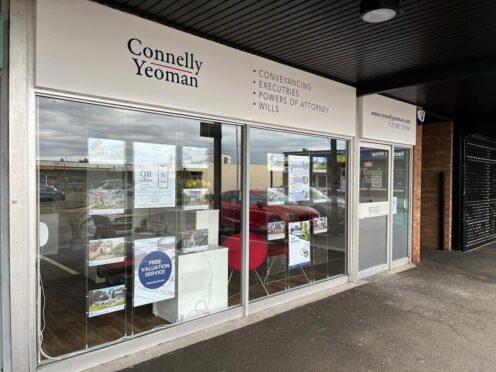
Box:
xmin=302 ymin=222 xmax=310 ymax=241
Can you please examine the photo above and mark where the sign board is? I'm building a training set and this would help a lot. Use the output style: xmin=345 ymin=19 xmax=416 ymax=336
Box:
xmin=358 ymin=95 xmax=416 ymax=145
xmin=36 ymin=0 xmax=356 ymax=137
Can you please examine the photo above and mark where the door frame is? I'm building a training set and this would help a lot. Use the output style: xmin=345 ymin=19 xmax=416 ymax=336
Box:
xmin=357 ymin=142 xmax=392 ymax=278
xmin=357 ymin=141 xmax=412 ymax=278
xmin=390 ymin=144 xmax=414 ymax=269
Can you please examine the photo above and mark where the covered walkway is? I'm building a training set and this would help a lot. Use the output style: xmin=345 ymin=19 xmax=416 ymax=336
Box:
xmin=119 ymin=245 xmax=496 ymax=371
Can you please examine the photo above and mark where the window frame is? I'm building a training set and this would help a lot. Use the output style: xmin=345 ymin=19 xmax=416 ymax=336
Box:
xmin=33 ymin=93 xmax=352 ymax=366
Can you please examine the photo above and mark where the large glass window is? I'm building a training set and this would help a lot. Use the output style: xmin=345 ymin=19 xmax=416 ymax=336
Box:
xmin=247 ymin=127 xmax=348 ymax=301
xmin=37 ymin=97 xmax=349 ymax=359
xmin=37 ymin=97 xmax=243 ymax=358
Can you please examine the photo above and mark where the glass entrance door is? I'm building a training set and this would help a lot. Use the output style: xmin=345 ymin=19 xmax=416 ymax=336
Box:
xmin=358 ymin=143 xmax=412 ymax=277
xmin=358 ymin=144 xmax=391 ymax=276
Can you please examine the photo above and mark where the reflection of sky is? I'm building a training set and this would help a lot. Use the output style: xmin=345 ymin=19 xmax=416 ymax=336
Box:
xmin=38 ymin=97 xmax=242 ymax=164
xmin=38 ymin=97 xmax=347 ymax=165
xmin=250 ymin=128 xmax=347 ymax=164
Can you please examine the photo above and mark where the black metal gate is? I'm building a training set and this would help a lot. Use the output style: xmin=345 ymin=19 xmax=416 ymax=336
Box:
xmin=462 ymin=135 xmax=496 ymax=250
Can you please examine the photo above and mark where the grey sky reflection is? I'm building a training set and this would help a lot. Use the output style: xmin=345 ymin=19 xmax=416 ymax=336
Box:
xmin=38 ymin=97 xmax=347 ymax=165
xmin=249 ymin=128 xmax=347 ymax=164
xmin=38 ymin=97 xmax=241 ymax=164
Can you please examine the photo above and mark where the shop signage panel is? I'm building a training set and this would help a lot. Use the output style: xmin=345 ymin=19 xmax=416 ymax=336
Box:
xmin=358 ymin=95 xmax=417 ymax=145
xmin=36 ymin=0 xmax=356 ymax=137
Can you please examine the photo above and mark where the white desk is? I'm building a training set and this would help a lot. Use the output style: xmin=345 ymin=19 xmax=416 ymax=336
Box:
xmin=153 ymin=245 xmax=228 ymax=323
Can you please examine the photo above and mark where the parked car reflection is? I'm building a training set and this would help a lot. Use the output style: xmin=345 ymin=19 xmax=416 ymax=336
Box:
xmin=39 ymin=185 xmax=65 ymax=202
xmin=220 ymin=189 xmax=320 ymax=233
xmin=298 ymin=187 xmax=346 ymax=228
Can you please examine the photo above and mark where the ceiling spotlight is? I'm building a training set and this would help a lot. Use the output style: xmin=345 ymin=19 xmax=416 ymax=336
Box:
xmin=360 ymin=0 xmax=400 ymax=23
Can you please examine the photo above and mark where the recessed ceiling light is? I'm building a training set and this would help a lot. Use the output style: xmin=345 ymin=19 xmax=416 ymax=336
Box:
xmin=360 ymin=0 xmax=400 ymax=23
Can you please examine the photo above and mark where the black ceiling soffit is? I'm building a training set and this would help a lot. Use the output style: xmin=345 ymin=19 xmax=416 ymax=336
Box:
xmin=94 ymin=0 xmax=496 ymax=122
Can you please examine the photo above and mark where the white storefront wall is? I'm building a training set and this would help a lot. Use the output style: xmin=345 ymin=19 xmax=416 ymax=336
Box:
xmin=354 ymin=95 xmax=416 ymax=280
xmin=358 ymin=95 xmax=417 ymax=146
xmin=7 ymin=0 xmax=410 ymax=370
xmin=36 ymin=0 xmax=356 ymax=137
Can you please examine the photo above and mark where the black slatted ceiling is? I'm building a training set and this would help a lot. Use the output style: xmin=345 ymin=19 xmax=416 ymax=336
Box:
xmin=95 ymin=0 xmax=496 ymax=119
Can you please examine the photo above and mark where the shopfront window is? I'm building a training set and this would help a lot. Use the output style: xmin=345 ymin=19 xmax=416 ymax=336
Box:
xmin=37 ymin=97 xmax=243 ymax=358
xmin=247 ymin=127 xmax=348 ymax=301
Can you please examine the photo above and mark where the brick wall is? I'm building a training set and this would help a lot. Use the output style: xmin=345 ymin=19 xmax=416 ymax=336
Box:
xmin=412 ymin=125 xmax=422 ymax=264
xmin=420 ymin=122 xmax=453 ymax=250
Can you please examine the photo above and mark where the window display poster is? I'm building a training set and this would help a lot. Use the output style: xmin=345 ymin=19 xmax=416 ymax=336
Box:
xmin=312 ymin=156 xmax=327 ymax=174
xmin=183 ymin=188 xmax=209 ymax=210
xmin=288 ymin=220 xmax=311 ymax=268
xmin=288 ymin=155 xmax=310 ymax=201
xmin=392 ymin=196 xmax=398 ymax=214
xmin=313 ymin=217 xmax=328 ymax=234
xmin=88 ymin=284 xmax=126 ymax=317
xmin=181 ymin=228 xmax=209 ymax=252
xmin=362 ymin=168 xmax=383 ymax=189
xmin=182 ymin=146 xmax=209 ymax=169
xmin=88 ymin=189 xmax=125 ymax=215
xmin=88 ymin=138 xmax=125 ymax=165
xmin=134 ymin=236 xmax=175 ymax=307
xmin=134 ymin=142 xmax=176 ymax=209
xmin=88 ymin=237 xmax=125 ymax=266
xmin=267 ymin=187 xmax=285 ymax=205
xmin=267 ymin=221 xmax=285 ymax=241
xmin=267 ymin=153 xmax=285 ymax=172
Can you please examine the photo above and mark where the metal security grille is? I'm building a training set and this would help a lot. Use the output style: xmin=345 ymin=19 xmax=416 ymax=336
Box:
xmin=463 ymin=135 xmax=496 ymax=250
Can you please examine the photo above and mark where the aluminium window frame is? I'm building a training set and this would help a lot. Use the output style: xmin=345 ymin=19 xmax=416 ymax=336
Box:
xmin=30 ymin=93 xmax=353 ymax=369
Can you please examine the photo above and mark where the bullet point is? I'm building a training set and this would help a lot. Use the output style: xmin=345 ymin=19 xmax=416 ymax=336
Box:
xmin=253 ymin=81 xmax=256 ymax=83
xmin=253 ymin=92 xmax=256 ymax=94
xmin=253 ymin=103 xmax=256 ymax=105
xmin=253 ymin=69 xmax=256 ymax=72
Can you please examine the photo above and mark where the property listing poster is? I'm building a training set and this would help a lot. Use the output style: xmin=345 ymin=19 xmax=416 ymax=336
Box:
xmin=134 ymin=142 xmax=176 ymax=209
xmin=88 ymin=189 xmax=125 ymax=215
xmin=312 ymin=156 xmax=327 ymax=174
xmin=133 ymin=236 xmax=176 ymax=307
xmin=182 ymin=188 xmax=209 ymax=210
xmin=181 ymin=228 xmax=209 ymax=252
xmin=267 ymin=221 xmax=285 ymax=241
xmin=182 ymin=146 xmax=209 ymax=169
xmin=288 ymin=155 xmax=310 ymax=201
xmin=88 ymin=284 xmax=126 ymax=317
xmin=88 ymin=138 xmax=125 ymax=165
xmin=313 ymin=217 xmax=328 ymax=234
xmin=267 ymin=153 xmax=285 ymax=172
xmin=288 ymin=220 xmax=311 ymax=268
xmin=88 ymin=237 xmax=125 ymax=266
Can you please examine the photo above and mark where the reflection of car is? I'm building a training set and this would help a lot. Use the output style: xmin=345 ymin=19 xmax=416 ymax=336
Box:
xmin=297 ymin=187 xmax=346 ymax=227
xmin=220 ymin=189 xmax=320 ymax=232
xmin=97 ymin=179 xmax=131 ymax=190
xmin=39 ymin=185 xmax=65 ymax=202
xmin=81 ymin=214 xmax=133 ymax=240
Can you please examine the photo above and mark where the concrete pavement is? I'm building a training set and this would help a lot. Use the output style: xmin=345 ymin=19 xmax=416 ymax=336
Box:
xmin=122 ymin=244 xmax=496 ymax=372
